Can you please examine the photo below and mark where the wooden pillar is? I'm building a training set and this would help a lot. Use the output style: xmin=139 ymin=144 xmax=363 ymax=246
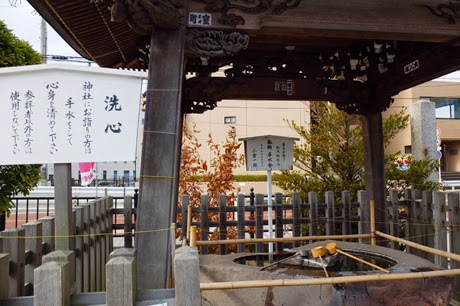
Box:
xmin=124 ymin=196 xmax=133 ymax=248
xmin=54 ymin=163 xmax=73 ymax=250
xmin=362 ymin=112 xmax=387 ymax=238
xmin=237 ymin=194 xmax=246 ymax=253
xmin=357 ymin=190 xmax=370 ymax=244
xmin=135 ymin=23 xmax=185 ymax=288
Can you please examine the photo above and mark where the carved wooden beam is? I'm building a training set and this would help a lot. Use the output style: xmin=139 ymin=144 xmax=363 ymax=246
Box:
xmin=187 ymin=0 xmax=460 ymax=43
xmin=185 ymin=30 xmax=249 ymax=58
xmin=419 ymin=1 xmax=460 ymax=24
xmin=91 ymin=0 xmax=183 ymax=34
xmin=375 ymin=43 xmax=460 ymax=97
xmin=190 ymin=0 xmax=302 ymax=28
xmin=183 ymin=77 xmax=392 ymax=114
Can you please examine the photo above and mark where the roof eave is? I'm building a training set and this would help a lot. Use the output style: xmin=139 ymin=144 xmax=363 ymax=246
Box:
xmin=27 ymin=0 xmax=92 ymax=61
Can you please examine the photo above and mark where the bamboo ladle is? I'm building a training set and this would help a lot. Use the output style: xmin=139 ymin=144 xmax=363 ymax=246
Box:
xmin=311 ymin=246 xmax=329 ymax=278
xmin=260 ymin=252 xmax=299 ymax=271
xmin=325 ymin=242 xmax=390 ymax=273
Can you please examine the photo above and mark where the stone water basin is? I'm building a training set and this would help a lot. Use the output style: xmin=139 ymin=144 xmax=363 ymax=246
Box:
xmin=199 ymin=241 xmax=454 ymax=306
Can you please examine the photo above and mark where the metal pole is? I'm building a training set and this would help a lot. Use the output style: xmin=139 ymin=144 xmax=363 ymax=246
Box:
xmin=267 ymin=169 xmax=273 ymax=260
xmin=438 ymin=159 xmax=442 ymax=183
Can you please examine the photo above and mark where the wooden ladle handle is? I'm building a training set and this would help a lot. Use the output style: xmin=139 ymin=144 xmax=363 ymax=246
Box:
xmin=326 ymin=242 xmax=390 ymax=273
xmin=312 ymin=246 xmax=329 ymax=278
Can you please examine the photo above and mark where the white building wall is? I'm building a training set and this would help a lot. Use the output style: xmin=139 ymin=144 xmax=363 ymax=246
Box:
xmin=185 ymin=99 xmax=310 ymax=175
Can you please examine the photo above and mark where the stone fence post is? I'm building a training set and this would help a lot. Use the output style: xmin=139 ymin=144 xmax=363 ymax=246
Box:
xmin=43 ymin=250 xmax=76 ymax=294
xmin=106 ymin=248 xmax=137 ymax=306
xmin=175 ymin=247 xmax=201 ymax=306
xmin=0 ymin=228 xmax=25 ymax=297
xmin=0 ymin=253 xmax=9 ymax=300
xmin=34 ymin=261 xmax=70 ymax=306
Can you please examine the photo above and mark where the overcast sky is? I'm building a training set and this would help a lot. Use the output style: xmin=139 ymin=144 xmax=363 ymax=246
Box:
xmin=1 ymin=1 xmax=459 ymax=79
xmin=0 ymin=1 xmax=87 ymax=62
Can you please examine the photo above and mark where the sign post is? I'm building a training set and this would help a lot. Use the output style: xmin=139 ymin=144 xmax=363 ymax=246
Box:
xmin=240 ymin=135 xmax=299 ymax=260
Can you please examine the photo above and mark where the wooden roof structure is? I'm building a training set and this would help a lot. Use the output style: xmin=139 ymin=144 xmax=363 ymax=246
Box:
xmin=28 ymin=0 xmax=460 ymax=114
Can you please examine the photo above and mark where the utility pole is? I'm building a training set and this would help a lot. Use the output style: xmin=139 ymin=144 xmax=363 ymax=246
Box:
xmin=40 ymin=18 xmax=47 ymax=63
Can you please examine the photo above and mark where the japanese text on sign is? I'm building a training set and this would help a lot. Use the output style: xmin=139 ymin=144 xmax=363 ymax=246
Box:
xmin=0 ymin=65 xmax=144 ymax=165
xmin=243 ymin=137 xmax=296 ymax=171
xmin=188 ymin=12 xmax=212 ymax=26
xmin=274 ymin=80 xmax=295 ymax=96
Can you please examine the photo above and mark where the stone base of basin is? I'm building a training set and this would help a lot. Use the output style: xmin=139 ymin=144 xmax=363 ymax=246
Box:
xmin=199 ymin=241 xmax=454 ymax=306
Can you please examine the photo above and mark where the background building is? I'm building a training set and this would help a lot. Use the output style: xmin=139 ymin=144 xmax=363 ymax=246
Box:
xmin=386 ymin=79 xmax=460 ymax=178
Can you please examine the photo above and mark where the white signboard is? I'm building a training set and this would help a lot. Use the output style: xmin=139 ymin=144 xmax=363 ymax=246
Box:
xmin=0 ymin=64 xmax=146 ymax=165
xmin=240 ymin=135 xmax=298 ymax=171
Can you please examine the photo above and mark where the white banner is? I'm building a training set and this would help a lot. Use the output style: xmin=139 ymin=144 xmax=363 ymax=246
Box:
xmin=0 ymin=64 xmax=146 ymax=165
xmin=79 ymin=162 xmax=96 ymax=186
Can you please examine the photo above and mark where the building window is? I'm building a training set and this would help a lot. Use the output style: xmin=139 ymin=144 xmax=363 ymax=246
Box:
xmin=421 ymin=97 xmax=460 ymax=119
xmin=224 ymin=116 xmax=236 ymax=124
xmin=102 ymin=170 xmax=107 ymax=180
xmin=114 ymin=170 xmax=118 ymax=180
xmin=404 ymin=146 xmax=412 ymax=154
